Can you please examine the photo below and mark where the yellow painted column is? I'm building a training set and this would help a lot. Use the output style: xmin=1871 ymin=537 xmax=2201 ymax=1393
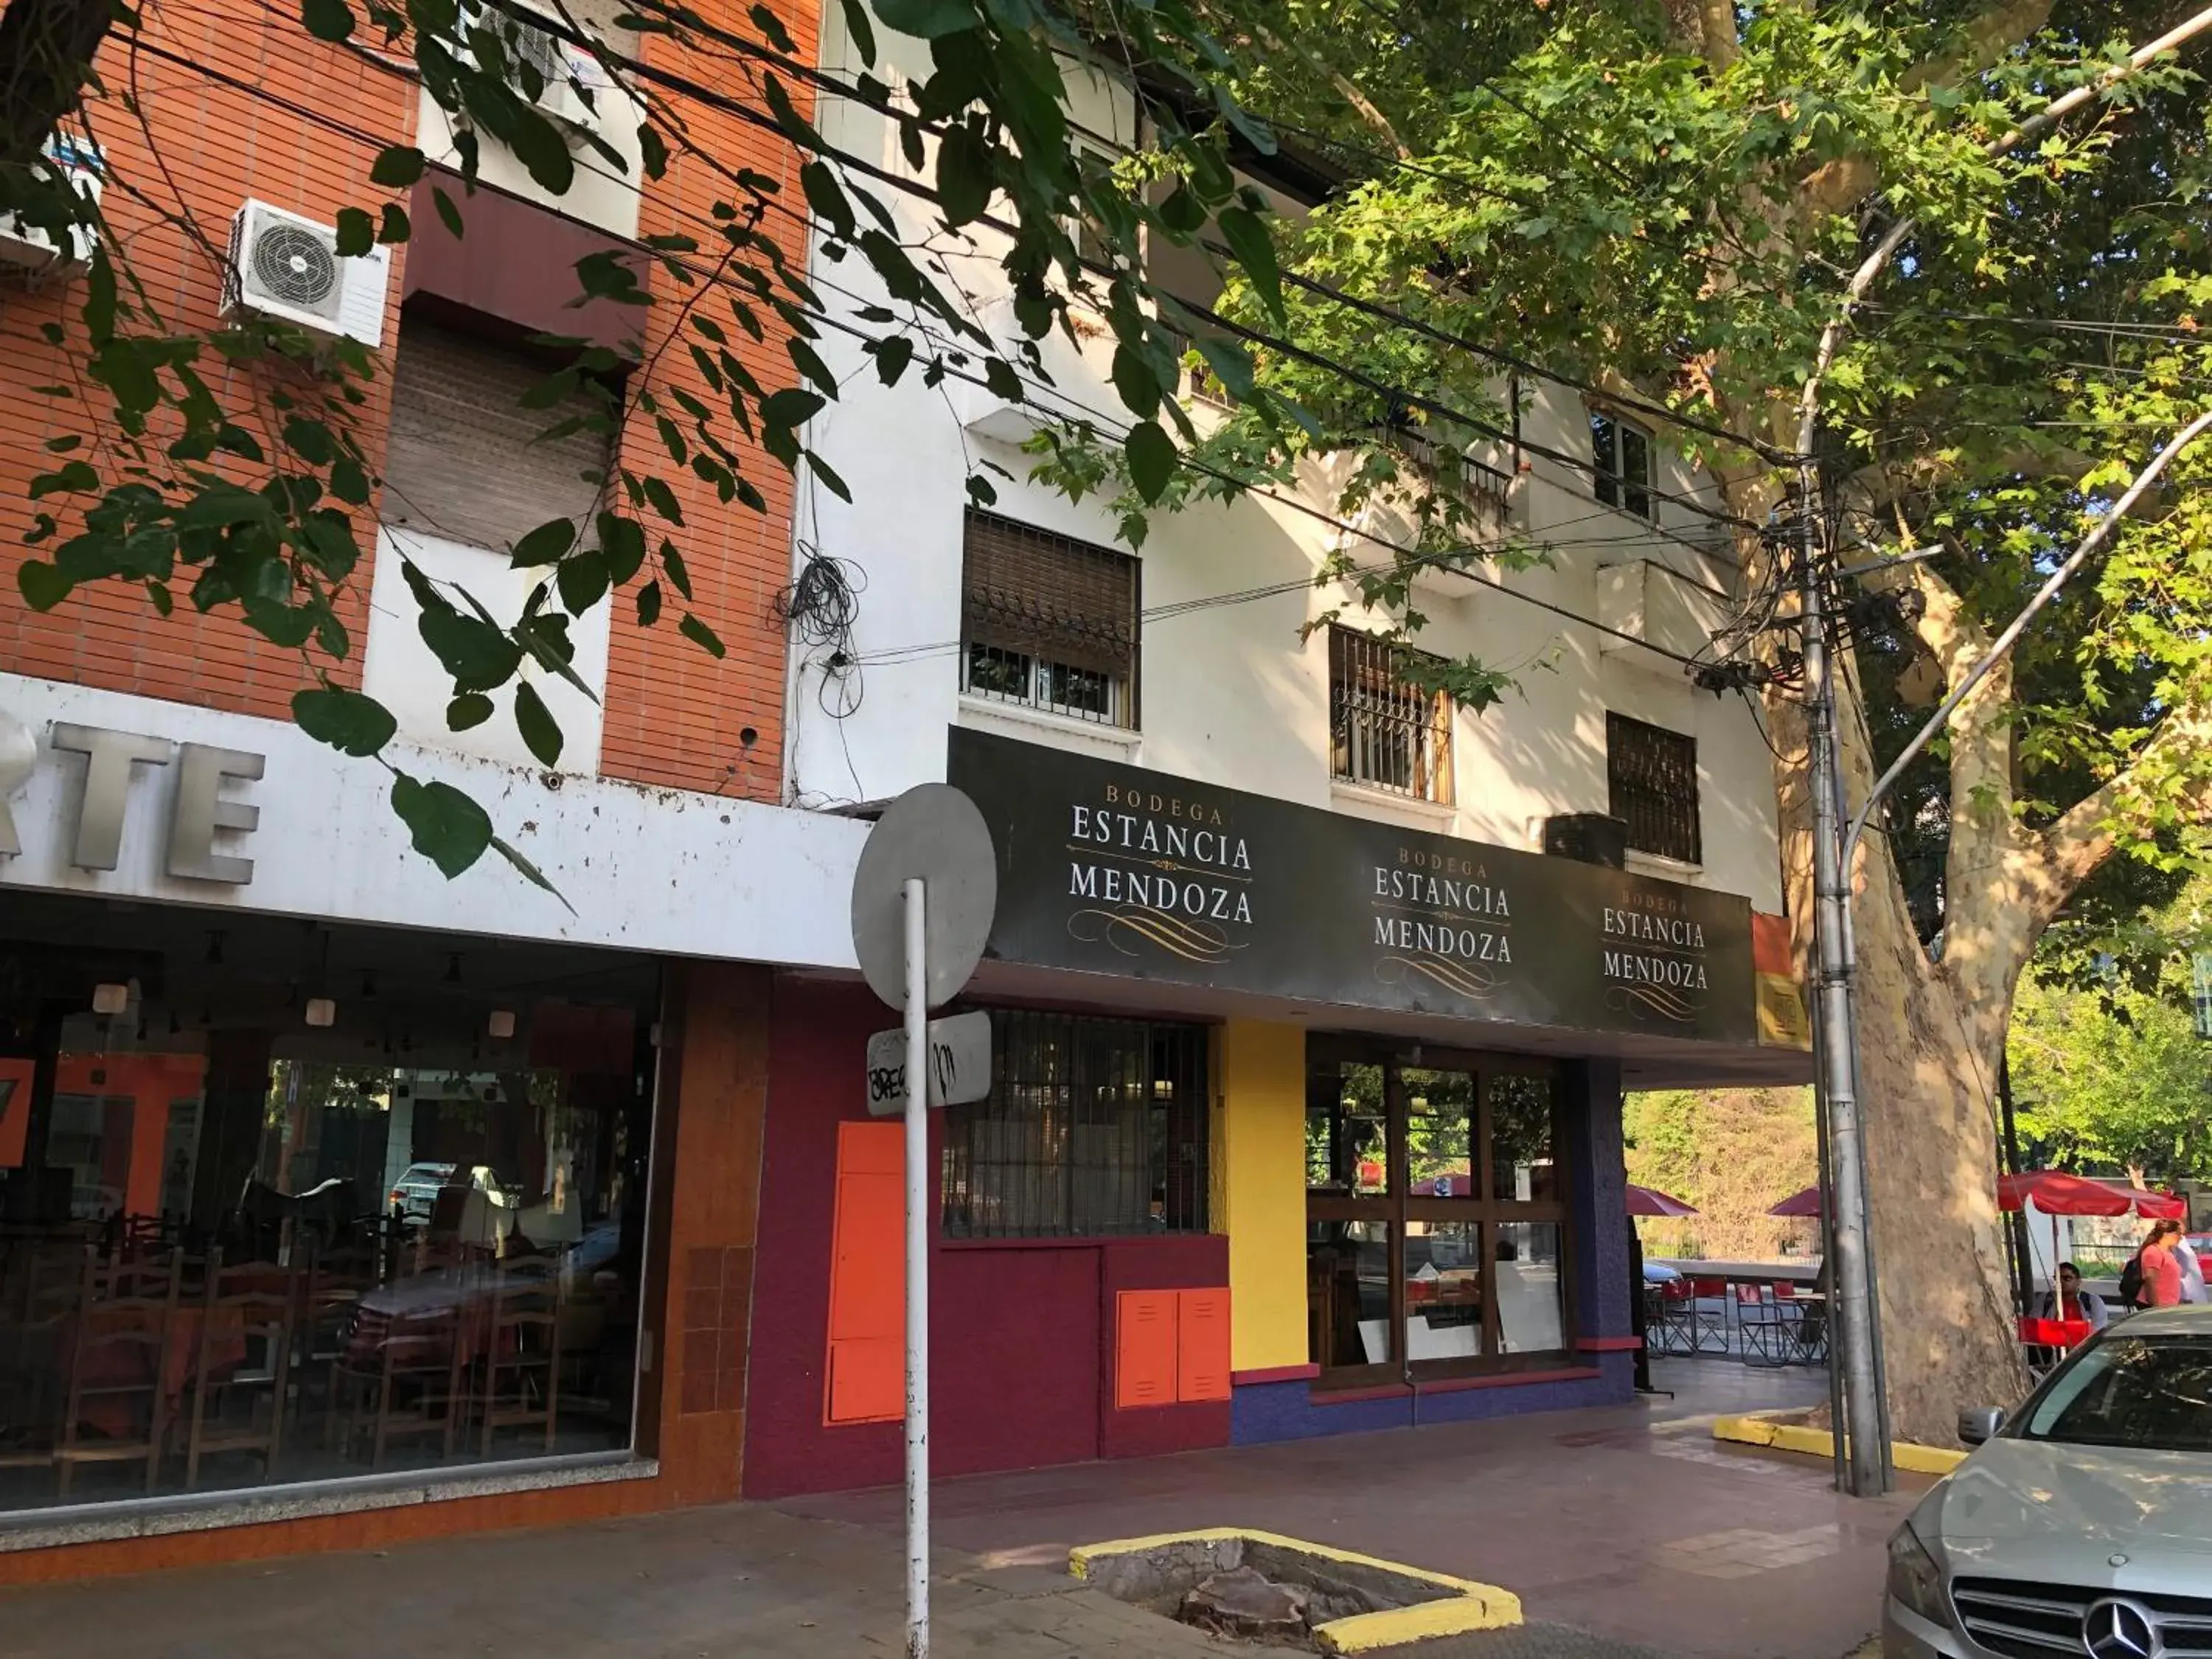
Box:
xmin=1214 ymin=1020 xmax=1309 ymax=1373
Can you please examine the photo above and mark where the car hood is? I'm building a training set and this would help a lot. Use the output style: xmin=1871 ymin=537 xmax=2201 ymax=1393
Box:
xmin=1926 ymin=1438 xmax=2212 ymax=1553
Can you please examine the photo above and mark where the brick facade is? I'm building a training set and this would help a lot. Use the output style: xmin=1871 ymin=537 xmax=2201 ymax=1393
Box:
xmin=0 ymin=0 xmax=809 ymax=804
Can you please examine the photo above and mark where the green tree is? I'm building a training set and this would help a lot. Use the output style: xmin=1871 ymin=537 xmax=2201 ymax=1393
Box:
xmin=1028 ymin=0 xmax=2212 ymax=1441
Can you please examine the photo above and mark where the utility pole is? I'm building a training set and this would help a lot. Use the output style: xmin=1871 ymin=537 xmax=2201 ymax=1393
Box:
xmin=1795 ymin=467 xmax=1893 ymax=1498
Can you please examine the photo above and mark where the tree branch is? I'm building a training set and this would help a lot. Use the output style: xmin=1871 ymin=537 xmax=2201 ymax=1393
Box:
xmin=1899 ymin=0 xmax=2055 ymax=97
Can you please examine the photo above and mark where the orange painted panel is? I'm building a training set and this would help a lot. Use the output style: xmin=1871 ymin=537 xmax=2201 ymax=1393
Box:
xmin=1176 ymin=1288 xmax=1231 ymax=1403
xmin=1115 ymin=1290 xmax=1178 ymax=1410
xmin=825 ymin=1121 xmax=905 ymax=1425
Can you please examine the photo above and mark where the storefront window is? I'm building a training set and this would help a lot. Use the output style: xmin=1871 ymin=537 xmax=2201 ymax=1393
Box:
xmin=1304 ymin=1046 xmax=1571 ymax=1383
xmin=941 ymin=1010 xmax=1208 ymax=1239
xmin=0 ymin=897 xmax=658 ymax=1516
xmin=1305 ymin=1062 xmax=1388 ymax=1194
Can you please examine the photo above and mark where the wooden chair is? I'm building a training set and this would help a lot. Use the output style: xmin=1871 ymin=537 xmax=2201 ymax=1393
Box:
xmin=180 ymin=1253 xmax=296 ymax=1490
xmin=333 ymin=1286 xmax=472 ymax=1470
xmin=476 ymin=1279 xmax=563 ymax=1457
xmin=0 ymin=1242 xmax=82 ymax=1496
xmin=55 ymin=1248 xmax=184 ymax=1498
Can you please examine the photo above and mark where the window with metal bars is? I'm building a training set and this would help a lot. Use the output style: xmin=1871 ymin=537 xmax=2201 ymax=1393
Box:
xmin=1607 ymin=712 xmax=1701 ymax=863
xmin=960 ymin=511 xmax=1138 ymax=728
xmin=940 ymin=1010 xmax=1208 ymax=1239
xmin=1329 ymin=627 xmax=1454 ymax=803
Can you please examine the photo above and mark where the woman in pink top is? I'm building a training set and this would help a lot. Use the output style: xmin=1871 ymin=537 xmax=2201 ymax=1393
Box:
xmin=2138 ymin=1220 xmax=2187 ymax=1308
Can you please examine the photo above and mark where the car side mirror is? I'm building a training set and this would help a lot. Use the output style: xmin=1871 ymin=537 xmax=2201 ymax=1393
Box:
xmin=1958 ymin=1408 xmax=2003 ymax=1447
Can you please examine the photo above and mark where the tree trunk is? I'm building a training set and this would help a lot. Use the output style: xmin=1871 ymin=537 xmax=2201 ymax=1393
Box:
xmin=1767 ymin=650 xmax=2032 ymax=1451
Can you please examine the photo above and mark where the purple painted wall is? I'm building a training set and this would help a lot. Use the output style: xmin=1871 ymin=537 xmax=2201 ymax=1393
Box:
xmin=743 ymin=978 xmax=1231 ymax=1500
xmin=1231 ymin=1354 xmax=1633 ymax=1442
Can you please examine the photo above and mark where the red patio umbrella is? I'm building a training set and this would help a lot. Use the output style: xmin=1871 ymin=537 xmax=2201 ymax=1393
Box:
xmin=1997 ymin=1172 xmax=2185 ymax=1220
xmin=1767 ymin=1184 xmax=1823 ymax=1218
xmin=1627 ymin=1183 xmax=1699 ymax=1218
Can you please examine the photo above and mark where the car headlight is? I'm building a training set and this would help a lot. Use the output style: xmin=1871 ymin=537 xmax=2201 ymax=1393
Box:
xmin=1886 ymin=1523 xmax=1949 ymax=1624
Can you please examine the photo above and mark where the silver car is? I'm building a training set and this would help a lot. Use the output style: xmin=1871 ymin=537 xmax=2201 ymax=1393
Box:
xmin=1884 ymin=1305 xmax=2212 ymax=1659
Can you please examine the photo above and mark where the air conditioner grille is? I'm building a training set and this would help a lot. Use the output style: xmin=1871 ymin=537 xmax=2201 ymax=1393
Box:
xmin=250 ymin=221 xmax=338 ymax=308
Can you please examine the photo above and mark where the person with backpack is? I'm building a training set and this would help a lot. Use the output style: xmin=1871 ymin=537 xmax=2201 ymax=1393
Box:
xmin=2119 ymin=1220 xmax=2188 ymax=1310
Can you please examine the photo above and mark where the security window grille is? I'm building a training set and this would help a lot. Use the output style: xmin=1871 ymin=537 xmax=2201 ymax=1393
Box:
xmin=1607 ymin=712 xmax=1701 ymax=863
xmin=1330 ymin=627 xmax=1454 ymax=803
xmin=1381 ymin=424 xmax=1512 ymax=530
xmin=942 ymin=1011 xmax=1209 ymax=1239
xmin=961 ymin=511 xmax=1138 ymax=728
xmin=1590 ymin=411 xmax=1654 ymax=521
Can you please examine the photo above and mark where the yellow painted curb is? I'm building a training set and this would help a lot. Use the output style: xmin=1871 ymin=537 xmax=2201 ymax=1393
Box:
xmin=1711 ymin=1411 xmax=1967 ymax=1475
xmin=1068 ymin=1526 xmax=1522 ymax=1653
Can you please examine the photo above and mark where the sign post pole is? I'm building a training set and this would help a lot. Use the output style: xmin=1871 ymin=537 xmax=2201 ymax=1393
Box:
xmin=902 ymin=876 xmax=930 ymax=1659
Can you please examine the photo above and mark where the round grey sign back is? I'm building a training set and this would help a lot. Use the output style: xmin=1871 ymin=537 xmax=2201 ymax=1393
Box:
xmin=849 ymin=784 xmax=998 ymax=1011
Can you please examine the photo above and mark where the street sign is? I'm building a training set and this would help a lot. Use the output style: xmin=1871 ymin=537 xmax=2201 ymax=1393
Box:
xmin=866 ymin=1012 xmax=992 ymax=1115
xmin=849 ymin=784 xmax=997 ymax=1012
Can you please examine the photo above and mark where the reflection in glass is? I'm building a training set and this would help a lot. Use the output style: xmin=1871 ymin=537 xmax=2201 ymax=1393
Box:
xmin=1404 ymin=1220 xmax=1484 ymax=1360
xmin=0 ymin=990 xmax=652 ymax=1515
xmin=1495 ymin=1221 xmax=1564 ymax=1352
xmin=1306 ymin=1063 xmax=1388 ymax=1194
xmin=1307 ymin=1219 xmax=1392 ymax=1368
xmin=1402 ymin=1069 xmax=1475 ymax=1197
xmin=1489 ymin=1074 xmax=1557 ymax=1201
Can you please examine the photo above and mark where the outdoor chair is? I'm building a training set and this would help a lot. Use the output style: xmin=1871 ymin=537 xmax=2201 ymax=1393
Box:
xmin=1734 ymin=1283 xmax=1792 ymax=1368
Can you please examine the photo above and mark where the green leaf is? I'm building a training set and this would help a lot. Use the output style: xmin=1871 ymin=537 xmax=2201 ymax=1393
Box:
xmin=873 ymin=335 xmax=914 ymax=386
xmin=282 ymin=416 xmax=336 ymax=465
xmin=490 ymin=835 xmax=569 ymax=906
xmin=1125 ymin=419 xmax=1175 ymax=503
xmin=642 ymin=475 xmax=684 ymax=526
xmin=636 ymin=579 xmax=661 ymax=627
xmin=511 ymin=517 xmax=577 ymax=566
xmin=1216 ymin=205 xmax=1281 ymax=322
xmin=801 ymin=160 xmax=855 ymax=241
xmin=1195 ymin=337 xmax=1255 ymax=400
xmin=761 ymin=387 xmax=824 ymax=429
xmin=379 ymin=203 xmax=411 ymax=245
xmin=1112 ymin=344 xmax=1160 ymax=420
xmin=984 ymin=358 xmax=1023 ymax=403
xmin=556 ymin=549 xmax=609 ymax=613
xmin=18 ymin=560 xmax=73 ymax=611
xmin=748 ymin=1 xmax=794 ymax=50
xmin=433 ymin=187 xmax=465 ymax=238
xmin=513 ymin=680 xmax=564 ymax=767
xmin=659 ymin=543 xmax=693 ymax=600
xmin=506 ymin=110 xmax=576 ymax=195
xmin=329 ymin=456 xmax=372 ymax=505
xmin=370 ymin=145 xmax=425 ymax=187
xmin=292 ymin=686 xmax=396 ymax=757
xmin=678 ymin=612 xmax=726 ymax=658
xmin=873 ymin=0 xmax=974 ymax=37
xmin=448 ymin=692 xmax=495 ymax=730
xmin=390 ymin=773 xmax=493 ymax=879
xmin=637 ymin=122 xmax=669 ymax=181
xmin=598 ymin=512 xmax=647 ymax=584
xmin=935 ymin=123 xmax=992 ymax=226
xmin=333 ymin=207 xmax=375 ymax=257
xmin=838 ymin=0 xmax=875 ymax=65
xmin=299 ymin=0 xmax=354 ymax=41
xmin=419 ymin=608 xmax=523 ymax=691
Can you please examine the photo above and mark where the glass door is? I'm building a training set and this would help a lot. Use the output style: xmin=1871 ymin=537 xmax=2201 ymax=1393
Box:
xmin=1306 ymin=1045 xmax=1571 ymax=1386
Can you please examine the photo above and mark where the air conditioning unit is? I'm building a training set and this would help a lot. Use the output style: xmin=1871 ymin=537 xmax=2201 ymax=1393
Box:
xmin=223 ymin=199 xmax=389 ymax=348
xmin=0 ymin=136 xmax=105 ymax=273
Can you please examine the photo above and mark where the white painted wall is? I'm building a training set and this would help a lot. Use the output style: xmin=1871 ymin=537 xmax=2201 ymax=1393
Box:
xmin=362 ymin=524 xmax=613 ymax=775
xmin=0 ymin=672 xmax=863 ymax=969
xmin=414 ymin=0 xmax=646 ymax=240
xmin=785 ymin=13 xmax=1784 ymax=917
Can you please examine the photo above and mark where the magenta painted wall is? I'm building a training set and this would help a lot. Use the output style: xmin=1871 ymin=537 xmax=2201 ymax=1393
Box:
xmin=743 ymin=978 xmax=1232 ymax=1500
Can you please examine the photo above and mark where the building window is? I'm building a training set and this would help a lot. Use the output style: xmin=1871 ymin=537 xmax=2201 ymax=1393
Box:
xmin=1607 ymin=712 xmax=1701 ymax=864
xmin=1305 ymin=1048 xmax=1571 ymax=1383
xmin=960 ymin=511 xmax=1138 ymax=728
xmin=1590 ymin=410 xmax=1653 ymax=520
xmin=1329 ymin=627 xmax=1453 ymax=803
xmin=1380 ymin=422 xmax=1512 ymax=530
xmin=941 ymin=1011 xmax=1208 ymax=1239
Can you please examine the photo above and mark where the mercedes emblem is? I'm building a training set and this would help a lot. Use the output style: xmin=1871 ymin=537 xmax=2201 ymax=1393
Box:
xmin=2083 ymin=1598 xmax=2161 ymax=1659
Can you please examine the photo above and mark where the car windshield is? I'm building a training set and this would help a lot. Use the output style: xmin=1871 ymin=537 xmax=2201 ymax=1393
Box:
xmin=2017 ymin=1334 xmax=2212 ymax=1454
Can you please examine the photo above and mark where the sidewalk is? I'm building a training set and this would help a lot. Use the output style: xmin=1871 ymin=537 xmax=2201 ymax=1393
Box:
xmin=784 ymin=1359 xmax=1924 ymax=1659
xmin=0 ymin=1360 xmax=1921 ymax=1659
